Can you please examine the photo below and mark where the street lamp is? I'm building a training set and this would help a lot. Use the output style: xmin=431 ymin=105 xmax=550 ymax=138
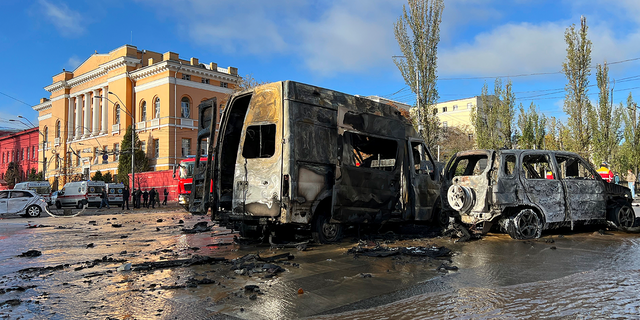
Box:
xmin=10 ymin=117 xmax=46 ymax=182
xmin=94 ymin=94 xmax=136 ymax=189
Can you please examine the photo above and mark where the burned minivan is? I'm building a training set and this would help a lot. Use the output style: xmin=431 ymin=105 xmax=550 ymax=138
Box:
xmin=443 ymin=149 xmax=635 ymax=239
xmin=189 ymin=81 xmax=444 ymax=242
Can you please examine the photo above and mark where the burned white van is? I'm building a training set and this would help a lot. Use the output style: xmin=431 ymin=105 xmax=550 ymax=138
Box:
xmin=190 ymin=81 xmax=443 ymax=242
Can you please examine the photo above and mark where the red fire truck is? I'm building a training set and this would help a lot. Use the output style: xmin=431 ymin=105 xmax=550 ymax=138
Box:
xmin=177 ymin=156 xmax=209 ymax=210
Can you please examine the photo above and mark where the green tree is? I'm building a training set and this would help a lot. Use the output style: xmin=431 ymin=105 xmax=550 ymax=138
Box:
xmin=517 ymin=102 xmax=547 ymax=150
xmin=562 ymin=16 xmax=593 ymax=155
xmin=473 ymin=79 xmax=515 ymax=149
xmin=590 ymin=62 xmax=621 ymax=164
xmin=117 ymin=125 xmax=149 ymax=187
xmin=92 ymin=170 xmax=104 ymax=181
xmin=618 ymin=93 xmax=640 ymax=175
xmin=26 ymin=168 xmax=43 ymax=181
xmin=4 ymin=162 xmax=20 ymax=188
xmin=103 ymin=172 xmax=113 ymax=183
xmin=393 ymin=0 xmax=444 ymax=149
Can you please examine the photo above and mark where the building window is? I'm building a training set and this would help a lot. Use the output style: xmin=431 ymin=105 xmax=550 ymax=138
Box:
xmin=181 ymin=97 xmax=191 ymax=118
xmin=201 ymin=78 xmax=210 ymax=84
xmin=453 ymin=105 xmax=458 ymax=111
xmin=154 ymin=98 xmax=160 ymax=119
xmin=140 ymin=141 xmax=146 ymax=154
xmin=140 ymin=101 xmax=147 ymax=121
xmin=115 ymin=105 xmax=120 ymax=124
xmin=443 ymin=121 xmax=448 ymax=129
xmin=44 ymin=127 xmax=48 ymax=146
xmin=114 ymin=143 xmax=120 ymax=161
xmin=21 ymin=149 xmax=24 ymax=161
xmin=26 ymin=148 xmax=29 ymax=160
xmin=442 ymin=107 xmax=447 ymax=113
xmin=32 ymin=146 xmax=35 ymax=159
xmin=182 ymin=138 xmax=190 ymax=157
xmin=467 ymin=102 xmax=473 ymax=109
xmin=468 ymin=134 xmax=473 ymax=141
xmin=182 ymin=74 xmax=191 ymax=81
xmin=154 ymin=139 xmax=160 ymax=158
xmin=220 ymin=82 xmax=228 ymax=88
xmin=55 ymin=121 xmax=61 ymax=138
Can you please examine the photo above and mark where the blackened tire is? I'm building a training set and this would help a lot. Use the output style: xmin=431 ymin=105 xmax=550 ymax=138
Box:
xmin=610 ymin=204 xmax=635 ymax=230
xmin=506 ymin=208 xmax=542 ymax=240
xmin=26 ymin=205 xmax=41 ymax=217
xmin=432 ymin=200 xmax=449 ymax=227
xmin=312 ymin=213 xmax=343 ymax=244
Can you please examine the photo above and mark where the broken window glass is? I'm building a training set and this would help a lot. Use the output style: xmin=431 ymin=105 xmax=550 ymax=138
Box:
xmin=411 ymin=142 xmax=436 ymax=178
xmin=344 ymin=132 xmax=397 ymax=171
xmin=450 ymin=155 xmax=488 ymax=177
xmin=522 ymin=154 xmax=553 ymax=179
xmin=555 ymin=155 xmax=595 ymax=180
xmin=242 ymin=124 xmax=276 ymax=159
xmin=503 ymin=154 xmax=516 ymax=176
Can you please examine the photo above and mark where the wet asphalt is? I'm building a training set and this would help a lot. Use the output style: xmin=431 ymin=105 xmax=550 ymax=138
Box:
xmin=1 ymin=204 xmax=640 ymax=319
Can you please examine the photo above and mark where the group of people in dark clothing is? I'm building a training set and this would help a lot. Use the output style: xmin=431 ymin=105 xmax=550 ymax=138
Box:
xmin=120 ymin=186 xmax=169 ymax=210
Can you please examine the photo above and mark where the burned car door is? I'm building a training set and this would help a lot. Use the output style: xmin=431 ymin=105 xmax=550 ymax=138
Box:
xmin=332 ymin=131 xmax=401 ymax=223
xmin=554 ymin=154 xmax=606 ymax=221
xmin=233 ymin=84 xmax=283 ymax=217
xmin=519 ymin=152 xmax=565 ymax=223
xmin=408 ymin=140 xmax=439 ymax=220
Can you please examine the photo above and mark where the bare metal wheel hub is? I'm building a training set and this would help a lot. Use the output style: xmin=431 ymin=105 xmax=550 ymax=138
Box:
xmin=618 ymin=206 xmax=635 ymax=228
xmin=447 ymin=185 xmax=474 ymax=212
xmin=511 ymin=209 xmax=542 ymax=239
xmin=322 ymin=221 xmax=339 ymax=239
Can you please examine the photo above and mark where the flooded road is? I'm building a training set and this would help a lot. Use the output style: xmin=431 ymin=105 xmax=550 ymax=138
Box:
xmin=1 ymin=207 xmax=640 ymax=319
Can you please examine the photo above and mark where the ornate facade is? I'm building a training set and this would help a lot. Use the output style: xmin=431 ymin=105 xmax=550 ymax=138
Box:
xmin=32 ymin=45 xmax=239 ymax=186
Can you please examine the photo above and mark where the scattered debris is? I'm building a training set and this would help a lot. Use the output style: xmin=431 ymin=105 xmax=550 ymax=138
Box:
xmin=298 ymin=288 xmax=304 ymax=294
xmin=117 ymin=263 xmax=132 ymax=272
xmin=157 ymin=219 xmax=164 ymax=223
xmin=86 ymin=243 xmax=94 ymax=248
xmin=182 ymin=221 xmax=211 ymax=234
xmin=18 ymin=250 xmax=42 ymax=257
xmin=437 ymin=263 xmax=459 ymax=271
xmin=132 ymin=255 xmax=226 ymax=271
xmin=360 ymin=273 xmax=372 ymax=278
xmin=0 ymin=286 xmax=36 ymax=294
xmin=347 ymin=244 xmax=451 ymax=258
xmin=178 ymin=220 xmax=184 ymax=224
xmin=111 ymin=224 xmax=122 ymax=228
xmin=0 ymin=299 xmax=21 ymax=307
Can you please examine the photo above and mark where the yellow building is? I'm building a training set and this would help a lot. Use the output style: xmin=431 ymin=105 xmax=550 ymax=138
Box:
xmin=435 ymin=96 xmax=480 ymax=131
xmin=32 ymin=45 xmax=239 ymax=186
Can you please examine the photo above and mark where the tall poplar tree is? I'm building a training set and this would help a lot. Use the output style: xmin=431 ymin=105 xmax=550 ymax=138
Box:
xmin=590 ymin=62 xmax=621 ymax=163
xmin=393 ymin=0 xmax=444 ymax=149
xmin=473 ymin=79 xmax=515 ymax=149
xmin=562 ymin=16 xmax=593 ymax=155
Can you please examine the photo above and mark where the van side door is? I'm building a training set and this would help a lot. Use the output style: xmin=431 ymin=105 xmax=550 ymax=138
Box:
xmin=554 ymin=154 xmax=606 ymax=221
xmin=332 ymin=131 xmax=401 ymax=223
xmin=519 ymin=152 xmax=566 ymax=223
xmin=408 ymin=140 xmax=440 ymax=220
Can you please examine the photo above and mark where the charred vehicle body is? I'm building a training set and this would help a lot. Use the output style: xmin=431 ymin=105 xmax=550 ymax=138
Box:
xmin=443 ymin=149 xmax=636 ymax=239
xmin=190 ymin=81 xmax=444 ymax=242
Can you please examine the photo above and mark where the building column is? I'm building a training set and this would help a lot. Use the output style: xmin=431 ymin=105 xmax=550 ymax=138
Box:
xmin=83 ymin=92 xmax=91 ymax=137
xmin=101 ymin=87 xmax=108 ymax=134
xmin=92 ymin=89 xmax=99 ymax=136
xmin=75 ymin=94 xmax=82 ymax=139
xmin=67 ymin=96 xmax=74 ymax=141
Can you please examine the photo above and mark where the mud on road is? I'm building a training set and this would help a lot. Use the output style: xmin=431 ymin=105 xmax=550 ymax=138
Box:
xmin=2 ymin=208 xmax=640 ymax=319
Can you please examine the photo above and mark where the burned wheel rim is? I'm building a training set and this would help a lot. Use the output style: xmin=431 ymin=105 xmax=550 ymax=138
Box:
xmin=510 ymin=209 xmax=542 ymax=240
xmin=617 ymin=205 xmax=635 ymax=229
xmin=322 ymin=222 xmax=339 ymax=240
xmin=26 ymin=205 xmax=41 ymax=217
xmin=312 ymin=213 xmax=343 ymax=244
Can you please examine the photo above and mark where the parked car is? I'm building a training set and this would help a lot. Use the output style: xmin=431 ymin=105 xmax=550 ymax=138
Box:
xmin=0 ymin=189 xmax=47 ymax=217
xmin=443 ymin=149 xmax=635 ymax=239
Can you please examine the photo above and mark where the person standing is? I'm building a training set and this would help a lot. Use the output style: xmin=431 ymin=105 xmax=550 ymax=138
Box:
xmin=627 ymin=169 xmax=636 ymax=199
xmin=163 ymin=188 xmax=168 ymax=205
xmin=122 ymin=186 xmax=130 ymax=210
xmin=99 ymin=188 xmax=110 ymax=209
xmin=143 ymin=190 xmax=149 ymax=208
xmin=149 ymin=188 xmax=156 ymax=208
xmin=135 ymin=189 xmax=142 ymax=209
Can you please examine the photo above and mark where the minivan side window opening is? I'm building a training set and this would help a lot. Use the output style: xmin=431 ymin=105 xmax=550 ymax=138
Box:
xmin=503 ymin=154 xmax=516 ymax=176
xmin=411 ymin=141 xmax=436 ymax=179
xmin=344 ymin=132 xmax=398 ymax=171
xmin=555 ymin=155 xmax=595 ymax=180
xmin=450 ymin=155 xmax=488 ymax=178
xmin=242 ymin=124 xmax=276 ymax=159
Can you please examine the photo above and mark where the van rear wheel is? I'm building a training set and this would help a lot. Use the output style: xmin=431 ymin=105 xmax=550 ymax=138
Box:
xmin=312 ymin=213 xmax=343 ymax=244
xmin=506 ymin=209 xmax=542 ymax=240
xmin=609 ymin=204 xmax=635 ymax=230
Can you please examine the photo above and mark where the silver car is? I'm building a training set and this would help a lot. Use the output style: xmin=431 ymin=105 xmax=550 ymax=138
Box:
xmin=0 ymin=190 xmax=47 ymax=217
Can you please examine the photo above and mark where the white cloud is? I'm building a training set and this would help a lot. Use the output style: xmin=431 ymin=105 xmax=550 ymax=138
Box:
xmin=66 ymin=55 xmax=82 ymax=70
xmin=39 ymin=0 xmax=85 ymax=37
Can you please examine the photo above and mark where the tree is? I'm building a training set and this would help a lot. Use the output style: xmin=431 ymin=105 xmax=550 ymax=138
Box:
xmin=439 ymin=125 xmax=475 ymax=161
xmin=562 ymin=16 xmax=593 ymax=155
xmin=618 ymin=93 xmax=640 ymax=175
xmin=234 ymin=73 xmax=268 ymax=93
xmin=517 ymin=102 xmax=547 ymax=150
xmin=473 ymin=79 xmax=515 ymax=149
xmin=27 ymin=168 xmax=43 ymax=181
xmin=590 ymin=62 xmax=621 ymax=164
xmin=117 ymin=125 xmax=149 ymax=187
xmin=103 ymin=172 xmax=113 ymax=183
xmin=4 ymin=162 xmax=20 ymax=188
xmin=393 ymin=0 xmax=444 ymax=149
xmin=92 ymin=170 xmax=104 ymax=181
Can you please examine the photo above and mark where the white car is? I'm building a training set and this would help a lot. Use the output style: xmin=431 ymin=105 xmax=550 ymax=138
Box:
xmin=0 ymin=189 xmax=47 ymax=217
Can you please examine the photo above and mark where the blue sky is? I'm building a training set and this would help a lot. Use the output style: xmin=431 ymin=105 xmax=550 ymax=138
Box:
xmin=2 ymin=0 xmax=640 ymax=130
